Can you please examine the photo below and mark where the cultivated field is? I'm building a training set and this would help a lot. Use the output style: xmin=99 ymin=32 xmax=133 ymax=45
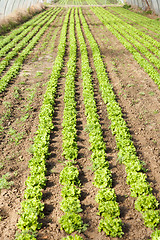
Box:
xmin=0 ymin=5 xmax=160 ymax=240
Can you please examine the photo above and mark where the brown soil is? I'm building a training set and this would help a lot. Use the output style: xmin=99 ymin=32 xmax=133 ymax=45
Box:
xmin=0 ymin=6 xmax=160 ymax=240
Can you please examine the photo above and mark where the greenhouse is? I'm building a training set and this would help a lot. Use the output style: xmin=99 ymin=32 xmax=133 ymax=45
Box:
xmin=0 ymin=0 xmax=160 ymax=239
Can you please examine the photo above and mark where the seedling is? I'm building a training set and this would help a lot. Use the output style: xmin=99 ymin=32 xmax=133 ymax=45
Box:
xmin=35 ymin=71 xmax=43 ymax=77
xmin=20 ymin=113 xmax=29 ymax=122
xmin=0 ymin=124 xmax=4 ymax=133
xmin=127 ymin=84 xmax=134 ymax=88
xmin=149 ymin=91 xmax=155 ymax=96
xmin=8 ymin=127 xmax=25 ymax=145
xmin=3 ymin=101 xmax=12 ymax=119
xmin=139 ymin=92 xmax=145 ymax=96
xmin=153 ymin=109 xmax=159 ymax=114
xmin=19 ymin=81 xmax=25 ymax=85
xmin=0 ymin=173 xmax=14 ymax=191
xmin=13 ymin=86 xmax=21 ymax=99
xmin=0 ymin=162 xmax=4 ymax=170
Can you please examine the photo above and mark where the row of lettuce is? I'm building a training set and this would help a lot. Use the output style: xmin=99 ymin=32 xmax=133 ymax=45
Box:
xmin=15 ymin=9 xmax=70 ymax=240
xmin=76 ymin=8 xmax=123 ymax=237
xmin=91 ymin=7 xmax=160 ymax=89
xmin=59 ymin=9 xmax=85 ymax=240
xmin=80 ymin=7 xmax=160 ymax=239
xmin=0 ymin=8 xmax=62 ymax=93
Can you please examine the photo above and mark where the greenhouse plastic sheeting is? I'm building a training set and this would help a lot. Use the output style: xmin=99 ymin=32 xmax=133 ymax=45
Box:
xmin=0 ymin=0 xmax=42 ymax=17
xmin=126 ymin=0 xmax=160 ymax=15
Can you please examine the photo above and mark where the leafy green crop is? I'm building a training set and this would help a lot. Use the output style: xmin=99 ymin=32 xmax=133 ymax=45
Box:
xmin=0 ymin=172 xmax=14 ymax=191
xmin=15 ymin=230 xmax=37 ymax=240
xmin=60 ymin=197 xmax=82 ymax=213
xmin=98 ymin=201 xmax=120 ymax=218
xmin=110 ymin=7 xmax=160 ymax=36
xmin=151 ymin=228 xmax=160 ymax=239
xmin=95 ymin=188 xmax=116 ymax=203
xmin=0 ymin=9 xmax=51 ymax=50
xmin=0 ymin=9 xmax=53 ymax=58
xmin=59 ymin=9 xmax=85 ymax=237
xmin=99 ymin=216 xmax=123 ymax=237
xmin=61 ymin=185 xmax=81 ymax=199
xmin=59 ymin=213 xmax=87 ymax=234
xmin=93 ymin=167 xmax=112 ymax=188
xmin=24 ymin=186 xmax=43 ymax=200
xmin=135 ymin=194 xmax=159 ymax=212
xmin=142 ymin=210 xmax=160 ymax=229
xmin=60 ymin=165 xmax=80 ymax=186
xmin=62 ymin=235 xmax=84 ymax=240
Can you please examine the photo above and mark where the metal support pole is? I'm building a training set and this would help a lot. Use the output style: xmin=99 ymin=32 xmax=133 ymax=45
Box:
xmin=4 ymin=0 xmax=9 ymax=16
